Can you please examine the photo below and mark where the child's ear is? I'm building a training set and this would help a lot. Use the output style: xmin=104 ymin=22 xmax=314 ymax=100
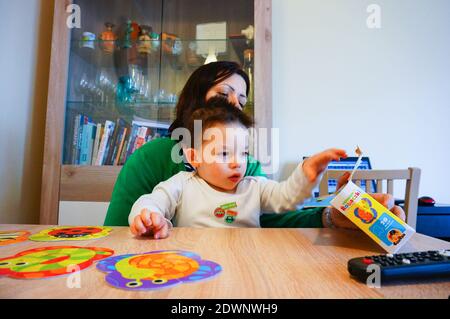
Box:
xmin=184 ymin=148 xmax=200 ymax=169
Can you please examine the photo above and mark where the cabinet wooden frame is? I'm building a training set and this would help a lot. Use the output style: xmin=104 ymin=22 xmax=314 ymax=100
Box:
xmin=40 ymin=0 xmax=272 ymax=224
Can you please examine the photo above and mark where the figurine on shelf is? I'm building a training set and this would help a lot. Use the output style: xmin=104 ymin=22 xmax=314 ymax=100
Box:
xmin=81 ymin=31 xmax=96 ymax=49
xmin=122 ymin=20 xmax=133 ymax=49
xmin=241 ymin=25 xmax=254 ymax=46
xmin=186 ymin=41 xmax=201 ymax=67
xmin=162 ymin=32 xmax=182 ymax=55
xmin=243 ymin=49 xmax=254 ymax=104
xmin=130 ymin=21 xmax=140 ymax=40
xmin=150 ymin=32 xmax=160 ymax=52
xmin=138 ymin=25 xmax=152 ymax=55
xmin=99 ymin=22 xmax=117 ymax=54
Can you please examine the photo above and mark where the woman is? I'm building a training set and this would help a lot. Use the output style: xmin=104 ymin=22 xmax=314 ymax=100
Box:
xmin=104 ymin=61 xmax=405 ymax=228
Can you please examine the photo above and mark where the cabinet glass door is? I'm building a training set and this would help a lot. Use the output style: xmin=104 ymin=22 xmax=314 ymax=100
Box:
xmin=63 ymin=0 xmax=254 ymax=166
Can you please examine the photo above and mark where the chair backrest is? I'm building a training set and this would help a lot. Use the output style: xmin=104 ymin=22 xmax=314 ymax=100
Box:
xmin=319 ymin=168 xmax=421 ymax=229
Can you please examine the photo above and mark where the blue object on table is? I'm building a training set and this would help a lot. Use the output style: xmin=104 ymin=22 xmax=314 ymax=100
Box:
xmin=415 ymin=204 xmax=450 ymax=239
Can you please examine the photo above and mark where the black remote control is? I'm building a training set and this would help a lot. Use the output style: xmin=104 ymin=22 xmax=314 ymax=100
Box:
xmin=348 ymin=249 xmax=450 ymax=282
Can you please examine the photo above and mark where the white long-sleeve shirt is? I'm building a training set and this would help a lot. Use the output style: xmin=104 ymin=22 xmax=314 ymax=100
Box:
xmin=129 ymin=164 xmax=318 ymax=228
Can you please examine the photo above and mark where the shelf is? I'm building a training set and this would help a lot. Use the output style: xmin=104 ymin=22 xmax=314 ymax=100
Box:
xmin=70 ymin=38 xmax=253 ymax=68
xmin=60 ymin=165 xmax=122 ymax=202
xmin=65 ymin=101 xmax=176 ymax=124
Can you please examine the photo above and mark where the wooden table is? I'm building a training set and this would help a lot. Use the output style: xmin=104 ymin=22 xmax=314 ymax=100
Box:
xmin=1 ymin=225 xmax=449 ymax=299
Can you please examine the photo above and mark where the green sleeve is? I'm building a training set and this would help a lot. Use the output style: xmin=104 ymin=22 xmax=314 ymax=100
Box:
xmin=260 ymin=207 xmax=324 ymax=228
xmin=247 ymin=155 xmax=325 ymax=228
xmin=104 ymin=138 xmax=184 ymax=226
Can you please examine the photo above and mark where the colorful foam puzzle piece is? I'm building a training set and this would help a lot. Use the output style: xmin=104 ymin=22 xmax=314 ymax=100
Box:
xmin=96 ymin=250 xmax=222 ymax=290
xmin=0 ymin=246 xmax=114 ymax=279
xmin=0 ymin=230 xmax=31 ymax=247
xmin=29 ymin=226 xmax=112 ymax=242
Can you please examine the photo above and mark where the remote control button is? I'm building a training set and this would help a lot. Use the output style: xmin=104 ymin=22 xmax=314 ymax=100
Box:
xmin=438 ymin=250 xmax=450 ymax=257
xmin=386 ymin=254 xmax=394 ymax=258
xmin=402 ymin=258 xmax=411 ymax=265
xmin=431 ymin=256 xmax=444 ymax=261
xmin=363 ymin=258 xmax=373 ymax=265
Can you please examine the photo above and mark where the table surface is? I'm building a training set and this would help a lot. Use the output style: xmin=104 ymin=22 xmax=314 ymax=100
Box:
xmin=1 ymin=224 xmax=450 ymax=299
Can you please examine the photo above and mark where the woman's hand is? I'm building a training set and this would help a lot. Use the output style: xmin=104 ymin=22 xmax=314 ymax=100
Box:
xmin=130 ymin=209 xmax=171 ymax=239
xmin=302 ymin=149 xmax=347 ymax=183
xmin=324 ymin=172 xmax=406 ymax=230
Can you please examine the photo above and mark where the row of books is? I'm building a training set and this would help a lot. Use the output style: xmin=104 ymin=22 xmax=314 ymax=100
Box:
xmin=69 ymin=114 xmax=170 ymax=166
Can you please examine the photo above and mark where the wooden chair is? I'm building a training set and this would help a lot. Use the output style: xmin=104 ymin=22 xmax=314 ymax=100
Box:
xmin=319 ymin=168 xmax=421 ymax=229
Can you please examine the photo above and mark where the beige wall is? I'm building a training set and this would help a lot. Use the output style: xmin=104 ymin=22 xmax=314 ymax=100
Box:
xmin=0 ymin=0 xmax=54 ymax=223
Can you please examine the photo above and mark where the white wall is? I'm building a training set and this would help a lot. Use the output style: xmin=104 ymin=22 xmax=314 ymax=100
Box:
xmin=272 ymin=0 xmax=450 ymax=203
xmin=0 ymin=0 xmax=53 ymax=224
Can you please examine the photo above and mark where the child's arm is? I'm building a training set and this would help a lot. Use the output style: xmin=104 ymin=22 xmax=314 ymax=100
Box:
xmin=128 ymin=173 xmax=186 ymax=239
xmin=259 ymin=149 xmax=346 ymax=213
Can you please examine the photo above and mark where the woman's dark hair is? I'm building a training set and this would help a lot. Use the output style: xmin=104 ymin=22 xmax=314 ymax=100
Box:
xmin=168 ymin=61 xmax=250 ymax=133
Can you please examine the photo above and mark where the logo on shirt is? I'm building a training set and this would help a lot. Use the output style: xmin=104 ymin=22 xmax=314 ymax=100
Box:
xmin=213 ymin=202 xmax=238 ymax=224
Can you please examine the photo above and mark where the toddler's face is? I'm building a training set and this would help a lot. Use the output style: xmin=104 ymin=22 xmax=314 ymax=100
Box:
xmin=193 ymin=122 xmax=249 ymax=193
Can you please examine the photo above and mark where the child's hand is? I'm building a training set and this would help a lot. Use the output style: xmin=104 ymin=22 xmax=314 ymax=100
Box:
xmin=130 ymin=209 xmax=171 ymax=239
xmin=303 ymin=149 xmax=347 ymax=183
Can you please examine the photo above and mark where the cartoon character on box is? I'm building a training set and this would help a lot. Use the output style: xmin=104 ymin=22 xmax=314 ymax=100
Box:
xmin=354 ymin=198 xmax=377 ymax=224
xmin=387 ymin=229 xmax=406 ymax=245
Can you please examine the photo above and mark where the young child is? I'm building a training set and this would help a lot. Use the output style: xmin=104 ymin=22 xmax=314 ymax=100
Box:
xmin=129 ymin=98 xmax=347 ymax=239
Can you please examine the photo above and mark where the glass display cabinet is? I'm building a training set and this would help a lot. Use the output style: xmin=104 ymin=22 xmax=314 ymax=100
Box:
xmin=40 ymin=0 xmax=272 ymax=224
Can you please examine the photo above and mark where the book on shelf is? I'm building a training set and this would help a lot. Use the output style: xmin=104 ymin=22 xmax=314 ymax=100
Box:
xmin=133 ymin=126 xmax=150 ymax=151
xmin=68 ymin=113 xmax=171 ymax=166
xmin=105 ymin=118 xmax=128 ymax=166
xmin=114 ymin=127 xmax=128 ymax=166
xmin=91 ymin=123 xmax=103 ymax=165
xmin=95 ymin=120 xmax=115 ymax=166
xmin=71 ymin=114 xmax=81 ymax=165
xmin=79 ymin=122 xmax=96 ymax=165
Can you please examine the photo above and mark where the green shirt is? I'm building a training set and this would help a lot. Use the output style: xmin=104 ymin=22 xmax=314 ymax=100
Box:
xmin=104 ymin=137 xmax=324 ymax=228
